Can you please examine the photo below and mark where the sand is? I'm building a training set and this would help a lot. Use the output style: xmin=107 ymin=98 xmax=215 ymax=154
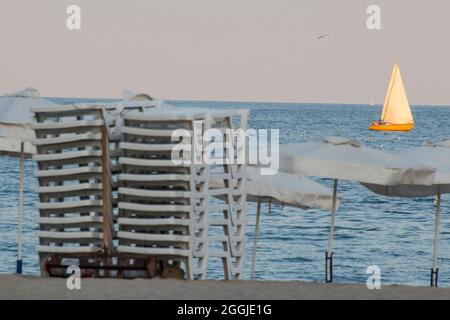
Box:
xmin=0 ymin=275 xmax=449 ymax=300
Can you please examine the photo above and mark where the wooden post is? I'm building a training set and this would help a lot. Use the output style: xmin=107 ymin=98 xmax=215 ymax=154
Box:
xmin=101 ymin=126 xmax=113 ymax=251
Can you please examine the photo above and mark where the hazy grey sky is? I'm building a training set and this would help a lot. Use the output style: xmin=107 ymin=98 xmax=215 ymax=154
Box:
xmin=0 ymin=0 xmax=449 ymax=104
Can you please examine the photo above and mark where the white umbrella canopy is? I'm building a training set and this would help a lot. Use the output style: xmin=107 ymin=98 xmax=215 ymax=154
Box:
xmin=0 ymin=89 xmax=59 ymax=156
xmin=5 ymin=87 xmax=41 ymax=98
xmin=0 ymin=89 xmax=166 ymax=152
xmin=278 ymin=136 xmax=437 ymax=283
xmin=122 ymin=90 xmax=172 ymax=109
xmin=244 ymin=167 xmax=341 ymax=280
xmin=210 ymin=166 xmax=342 ymax=279
xmin=362 ymin=139 xmax=450 ymax=287
xmin=123 ymin=90 xmax=155 ymax=102
xmin=245 ymin=167 xmax=340 ymax=211
xmin=0 ymin=88 xmax=58 ymax=274
xmin=279 ymin=136 xmax=436 ymax=186
xmin=362 ymin=140 xmax=450 ymax=197
xmin=0 ymin=130 xmax=35 ymax=158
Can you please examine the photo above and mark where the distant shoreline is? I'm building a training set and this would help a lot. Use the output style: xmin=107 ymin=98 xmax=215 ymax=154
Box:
xmin=43 ymin=96 xmax=450 ymax=108
xmin=167 ymin=100 xmax=450 ymax=108
xmin=1 ymin=276 xmax=450 ymax=300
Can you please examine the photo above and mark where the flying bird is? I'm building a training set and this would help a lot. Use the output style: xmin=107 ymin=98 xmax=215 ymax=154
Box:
xmin=317 ymin=34 xmax=329 ymax=40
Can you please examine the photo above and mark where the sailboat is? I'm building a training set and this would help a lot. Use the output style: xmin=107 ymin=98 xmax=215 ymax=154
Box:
xmin=369 ymin=64 xmax=414 ymax=131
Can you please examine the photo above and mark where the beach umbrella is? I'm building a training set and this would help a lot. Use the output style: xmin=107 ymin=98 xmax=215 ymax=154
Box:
xmin=245 ymin=167 xmax=341 ymax=280
xmin=278 ymin=136 xmax=436 ymax=283
xmin=0 ymin=88 xmax=58 ymax=274
xmin=362 ymin=139 xmax=450 ymax=287
xmin=210 ymin=166 xmax=341 ymax=279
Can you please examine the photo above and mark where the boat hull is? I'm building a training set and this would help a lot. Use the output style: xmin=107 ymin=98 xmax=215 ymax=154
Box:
xmin=369 ymin=122 xmax=414 ymax=132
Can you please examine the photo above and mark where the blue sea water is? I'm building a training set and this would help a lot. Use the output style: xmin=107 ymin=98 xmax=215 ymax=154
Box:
xmin=1 ymin=98 xmax=450 ymax=287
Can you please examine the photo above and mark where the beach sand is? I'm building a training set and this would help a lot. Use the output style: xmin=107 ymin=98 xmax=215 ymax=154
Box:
xmin=0 ymin=275 xmax=449 ymax=300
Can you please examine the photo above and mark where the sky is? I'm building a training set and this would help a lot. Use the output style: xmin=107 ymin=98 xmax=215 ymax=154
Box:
xmin=0 ymin=0 xmax=449 ymax=105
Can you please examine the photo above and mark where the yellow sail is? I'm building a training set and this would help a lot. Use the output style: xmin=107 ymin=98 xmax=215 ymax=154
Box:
xmin=380 ymin=64 xmax=413 ymax=124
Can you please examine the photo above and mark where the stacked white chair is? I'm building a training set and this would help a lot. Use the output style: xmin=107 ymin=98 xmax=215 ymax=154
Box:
xmin=31 ymin=104 xmax=116 ymax=276
xmin=117 ymin=110 xmax=202 ymax=279
xmin=117 ymin=108 xmax=248 ymax=280
xmin=199 ymin=110 xmax=248 ymax=280
xmin=31 ymin=102 xmax=248 ymax=280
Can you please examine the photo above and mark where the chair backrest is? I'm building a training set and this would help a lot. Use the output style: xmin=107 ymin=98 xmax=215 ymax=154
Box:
xmin=31 ymin=104 xmax=115 ymax=276
xmin=117 ymin=108 xmax=249 ymax=280
xmin=30 ymin=103 xmax=249 ymax=280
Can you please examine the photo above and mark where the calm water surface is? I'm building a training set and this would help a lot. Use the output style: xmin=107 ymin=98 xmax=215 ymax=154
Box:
xmin=1 ymin=98 xmax=450 ymax=287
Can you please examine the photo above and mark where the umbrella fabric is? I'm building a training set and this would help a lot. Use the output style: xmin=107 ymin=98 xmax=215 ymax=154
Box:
xmin=362 ymin=140 xmax=450 ymax=197
xmin=360 ymin=139 xmax=450 ymax=287
xmin=5 ymin=87 xmax=40 ymax=98
xmin=211 ymin=166 xmax=341 ymax=281
xmin=279 ymin=136 xmax=436 ymax=186
xmin=123 ymin=90 xmax=155 ymax=102
xmin=210 ymin=167 xmax=340 ymax=211
xmin=0 ymin=88 xmax=58 ymax=274
xmin=0 ymin=91 xmax=58 ymax=157
xmin=278 ymin=136 xmax=436 ymax=283
xmin=0 ymin=135 xmax=35 ymax=158
xmin=245 ymin=167 xmax=340 ymax=211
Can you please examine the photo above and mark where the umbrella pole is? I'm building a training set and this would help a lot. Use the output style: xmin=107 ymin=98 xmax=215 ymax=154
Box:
xmin=250 ymin=200 xmax=262 ymax=280
xmin=16 ymin=142 xmax=25 ymax=275
xmin=431 ymin=188 xmax=441 ymax=287
xmin=326 ymin=179 xmax=338 ymax=283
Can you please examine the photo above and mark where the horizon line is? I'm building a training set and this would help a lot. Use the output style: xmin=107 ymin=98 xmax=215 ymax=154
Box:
xmin=42 ymin=95 xmax=450 ymax=108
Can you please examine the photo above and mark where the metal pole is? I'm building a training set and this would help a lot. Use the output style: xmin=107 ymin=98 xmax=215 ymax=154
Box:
xmin=250 ymin=200 xmax=262 ymax=280
xmin=431 ymin=187 xmax=441 ymax=287
xmin=16 ymin=142 xmax=25 ymax=275
xmin=326 ymin=179 xmax=338 ymax=283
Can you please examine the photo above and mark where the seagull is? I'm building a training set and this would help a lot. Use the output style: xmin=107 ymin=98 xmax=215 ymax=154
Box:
xmin=317 ymin=34 xmax=329 ymax=40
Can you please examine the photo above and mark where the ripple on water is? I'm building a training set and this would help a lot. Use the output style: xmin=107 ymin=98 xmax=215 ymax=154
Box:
xmin=2 ymin=101 xmax=450 ymax=285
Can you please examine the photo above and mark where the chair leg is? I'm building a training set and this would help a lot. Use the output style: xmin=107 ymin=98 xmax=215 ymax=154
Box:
xmin=146 ymin=257 xmax=157 ymax=278
xmin=39 ymin=254 xmax=49 ymax=277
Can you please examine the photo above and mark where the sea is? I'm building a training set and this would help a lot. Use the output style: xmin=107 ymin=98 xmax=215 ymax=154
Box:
xmin=1 ymin=98 xmax=450 ymax=287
